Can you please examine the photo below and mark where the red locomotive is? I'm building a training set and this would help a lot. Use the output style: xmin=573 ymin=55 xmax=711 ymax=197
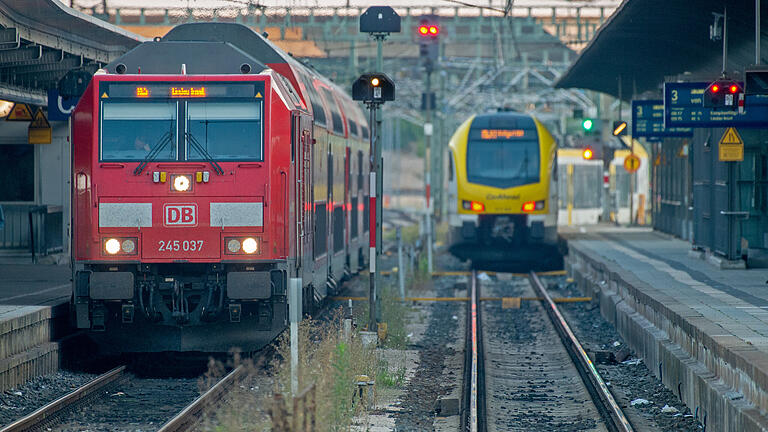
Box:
xmin=71 ymin=23 xmax=370 ymax=352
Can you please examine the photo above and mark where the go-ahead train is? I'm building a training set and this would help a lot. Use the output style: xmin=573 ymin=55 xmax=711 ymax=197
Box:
xmin=447 ymin=111 xmax=560 ymax=268
xmin=71 ymin=23 xmax=370 ymax=353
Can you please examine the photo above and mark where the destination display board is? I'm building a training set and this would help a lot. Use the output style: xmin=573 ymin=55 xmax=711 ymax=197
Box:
xmin=664 ymin=82 xmax=768 ymax=128
xmin=99 ymin=81 xmax=265 ymax=99
xmin=631 ymin=100 xmax=692 ymax=138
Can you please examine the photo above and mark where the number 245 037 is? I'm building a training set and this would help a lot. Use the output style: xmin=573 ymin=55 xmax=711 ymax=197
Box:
xmin=158 ymin=240 xmax=204 ymax=252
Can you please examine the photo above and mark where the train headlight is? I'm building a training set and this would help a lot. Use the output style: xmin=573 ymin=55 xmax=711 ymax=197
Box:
xmin=522 ymin=200 xmax=546 ymax=212
xmin=462 ymin=200 xmax=485 ymax=212
xmin=105 ymin=238 xmax=121 ymax=254
xmin=242 ymin=237 xmax=258 ymax=254
xmin=173 ymin=175 xmax=191 ymax=192
xmin=227 ymin=239 xmax=241 ymax=253
xmin=121 ymin=239 xmax=136 ymax=254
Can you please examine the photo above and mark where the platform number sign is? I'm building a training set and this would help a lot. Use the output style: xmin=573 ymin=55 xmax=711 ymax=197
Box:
xmin=718 ymin=127 xmax=744 ymax=162
xmin=623 ymin=154 xmax=641 ymax=173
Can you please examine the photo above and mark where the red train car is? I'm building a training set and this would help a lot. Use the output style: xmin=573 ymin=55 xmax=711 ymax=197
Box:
xmin=71 ymin=23 xmax=370 ymax=352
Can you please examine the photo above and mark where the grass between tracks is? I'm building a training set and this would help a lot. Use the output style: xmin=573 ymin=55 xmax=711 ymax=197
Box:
xmin=204 ymin=233 xmax=433 ymax=431
xmin=202 ymin=287 xmax=412 ymax=431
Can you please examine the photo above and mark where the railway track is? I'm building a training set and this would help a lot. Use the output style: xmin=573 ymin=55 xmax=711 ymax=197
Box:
xmin=464 ymin=269 xmax=634 ymax=432
xmin=0 ymin=363 xmax=245 ymax=432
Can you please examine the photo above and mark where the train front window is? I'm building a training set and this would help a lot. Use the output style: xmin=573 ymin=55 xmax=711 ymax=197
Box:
xmin=187 ymin=102 xmax=263 ymax=161
xmin=466 ymin=138 xmax=540 ymax=188
xmin=100 ymin=102 xmax=177 ymax=161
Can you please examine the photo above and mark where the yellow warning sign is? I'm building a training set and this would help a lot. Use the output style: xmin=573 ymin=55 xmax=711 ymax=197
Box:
xmin=101 ymin=92 xmax=109 ymax=98
xmin=718 ymin=127 xmax=743 ymax=162
xmin=255 ymin=92 xmax=262 ymax=98
xmin=28 ymin=108 xmax=51 ymax=144
xmin=6 ymin=103 xmax=33 ymax=121
xmin=624 ymin=154 xmax=641 ymax=173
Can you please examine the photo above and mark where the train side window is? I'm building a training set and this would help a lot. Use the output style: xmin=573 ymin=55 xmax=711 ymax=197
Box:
xmin=349 ymin=120 xmax=358 ymax=137
xmin=297 ymin=73 xmax=326 ymax=126
xmin=320 ymin=87 xmax=344 ymax=135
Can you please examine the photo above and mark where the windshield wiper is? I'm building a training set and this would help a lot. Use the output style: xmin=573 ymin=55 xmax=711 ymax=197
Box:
xmin=185 ymin=132 xmax=224 ymax=175
xmin=133 ymin=131 xmax=173 ymax=176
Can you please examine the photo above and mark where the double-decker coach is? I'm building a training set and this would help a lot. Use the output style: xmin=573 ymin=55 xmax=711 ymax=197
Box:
xmin=71 ymin=23 xmax=370 ymax=352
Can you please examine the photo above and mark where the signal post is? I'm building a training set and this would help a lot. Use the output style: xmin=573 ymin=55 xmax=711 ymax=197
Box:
xmin=358 ymin=6 xmax=400 ymax=334
xmin=417 ymin=15 xmax=440 ymax=273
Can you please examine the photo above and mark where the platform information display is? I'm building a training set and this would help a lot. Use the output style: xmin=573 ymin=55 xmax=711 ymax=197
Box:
xmin=631 ymin=100 xmax=692 ymax=138
xmin=664 ymin=82 xmax=768 ymax=128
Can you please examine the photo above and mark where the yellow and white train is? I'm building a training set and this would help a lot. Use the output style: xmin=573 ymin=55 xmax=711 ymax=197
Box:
xmin=447 ymin=112 xmax=559 ymax=265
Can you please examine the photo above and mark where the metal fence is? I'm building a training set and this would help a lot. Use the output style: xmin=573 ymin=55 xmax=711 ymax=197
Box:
xmin=0 ymin=204 xmax=64 ymax=260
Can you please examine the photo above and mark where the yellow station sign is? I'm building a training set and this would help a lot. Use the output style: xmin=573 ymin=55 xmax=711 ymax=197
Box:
xmin=28 ymin=108 xmax=51 ymax=144
xmin=718 ymin=127 xmax=743 ymax=162
xmin=624 ymin=154 xmax=641 ymax=173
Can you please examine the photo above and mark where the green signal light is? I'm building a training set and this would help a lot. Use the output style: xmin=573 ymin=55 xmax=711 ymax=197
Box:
xmin=582 ymin=119 xmax=594 ymax=131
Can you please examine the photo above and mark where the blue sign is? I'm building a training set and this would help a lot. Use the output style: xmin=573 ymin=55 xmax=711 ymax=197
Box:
xmin=664 ymin=82 xmax=768 ymax=128
xmin=47 ymin=89 xmax=79 ymax=121
xmin=632 ymin=100 xmax=692 ymax=138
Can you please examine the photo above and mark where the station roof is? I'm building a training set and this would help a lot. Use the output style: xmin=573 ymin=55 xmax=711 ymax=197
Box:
xmin=555 ymin=0 xmax=768 ymax=99
xmin=0 ymin=0 xmax=142 ymax=105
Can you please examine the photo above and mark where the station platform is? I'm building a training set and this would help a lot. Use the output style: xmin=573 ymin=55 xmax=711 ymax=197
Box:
xmin=565 ymin=228 xmax=768 ymax=432
xmin=0 ymin=263 xmax=70 ymax=391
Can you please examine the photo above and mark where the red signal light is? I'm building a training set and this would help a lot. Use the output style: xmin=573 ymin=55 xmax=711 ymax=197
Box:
xmin=729 ymin=84 xmax=739 ymax=93
xmin=429 ymin=25 xmax=439 ymax=35
xmin=711 ymin=84 xmax=720 ymax=93
xmin=583 ymin=148 xmax=594 ymax=160
xmin=418 ymin=25 xmax=429 ymax=35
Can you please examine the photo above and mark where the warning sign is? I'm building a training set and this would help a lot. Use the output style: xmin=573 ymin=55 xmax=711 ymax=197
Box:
xmin=718 ymin=127 xmax=743 ymax=162
xmin=6 ymin=103 xmax=33 ymax=121
xmin=254 ymin=92 xmax=262 ymax=98
xmin=624 ymin=154 xmax=641 ymax=173
xmin=28 ymin=108 xmax=51 ymax=144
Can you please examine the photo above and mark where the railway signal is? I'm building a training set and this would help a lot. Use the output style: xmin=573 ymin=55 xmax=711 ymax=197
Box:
xmin=581 ymin=118 xmax=594 ymax=131
xmin=582 ymin=147 xmax=594 ymax=160
xmin=416 ymin=15 xmax=440 ymax=72
xmin=703 ymin=79 xmax=743 ymax=108
xmin=360 ymin=7 xmax=401 ymax=337
xmin=612 ymin=121 xmax=627 ymax=136
xmin=352 ymin=73 xmax=395 ymax=103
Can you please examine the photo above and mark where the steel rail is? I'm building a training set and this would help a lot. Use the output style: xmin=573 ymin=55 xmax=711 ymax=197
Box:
xmin=158 ymin=365 xmax=246 ymax=432
xmin=469 ymin=269 xmax=480 ymax=432
xmin=529 ymin=271 xmax=634 ymax=432
xmin=0 ymin=365 xmax=126 ymax=432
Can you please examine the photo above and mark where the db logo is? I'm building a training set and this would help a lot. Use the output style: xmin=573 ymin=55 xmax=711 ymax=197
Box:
xmin=164 ymin=204 xmax=197 ymax=226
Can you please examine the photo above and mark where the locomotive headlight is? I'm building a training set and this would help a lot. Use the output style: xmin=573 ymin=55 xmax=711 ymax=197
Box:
xmin=173 ymin=175 xmax=191 ymax=192
xmin=242 ymin=237 xmax=258 ymax=254
xmin=121 ymin=239 xmax=136 ymax=254
xmin=227 ymin=239 xmax=241 ymax=253
xmin=105 ymin=238 xmax=121 ymax=255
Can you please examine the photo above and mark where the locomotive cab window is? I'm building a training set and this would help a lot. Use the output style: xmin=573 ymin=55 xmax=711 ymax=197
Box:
xmin=187 ymin=102 xmax=263 ymax=161
xmin=466 ymin=128 xmax=540 ymax=188
xmin=100 ymin=102 xmax=177 ymax=161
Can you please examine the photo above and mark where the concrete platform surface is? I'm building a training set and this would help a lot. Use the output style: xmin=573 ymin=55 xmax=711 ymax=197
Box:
xmin=566 ymin=229 xmax=768 ymax=432
xmin=0 ymin=263 xmax=70 ymax=307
